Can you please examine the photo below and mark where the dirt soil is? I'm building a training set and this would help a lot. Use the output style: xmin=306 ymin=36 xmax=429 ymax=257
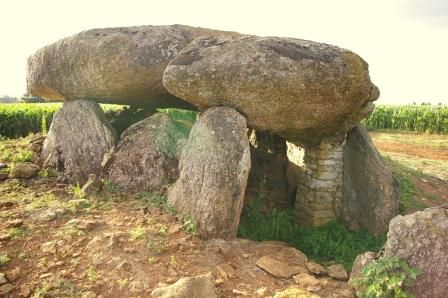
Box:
xmin=0 ymin=177 xmax=353 ymax=298
xmin=370 ymin=130 xmax=448 ymax=213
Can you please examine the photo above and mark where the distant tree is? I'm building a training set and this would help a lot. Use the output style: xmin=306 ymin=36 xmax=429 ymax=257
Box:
xmin=0 ymin=95 xmax=18 ymax=103
xmin=21 ymin=92 xmax=45 ymax=103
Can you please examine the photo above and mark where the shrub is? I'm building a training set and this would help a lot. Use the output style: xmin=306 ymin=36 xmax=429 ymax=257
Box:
xmin=352 ymin=256 xmax=422 ymax=298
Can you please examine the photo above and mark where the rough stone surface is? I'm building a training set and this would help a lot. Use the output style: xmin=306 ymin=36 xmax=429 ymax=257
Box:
xmin=327 ymin=264 xmax=348 ymax=281
xmin=11 ymin=162 xmax=40 ymax=179
xmin=293 ymin=273 xmax=322 ymax=292
xmin=274 ymin=286 xmax=320 ymax=298
xmin=168 ymin=107 xmax=251 ymax=239
xmin=0 ymin=273 xmax=7 ymax=285
xmin=384 ymin=205 xmax=448 ymax=298
xmin=306 ymin=262 xmax=327 ymax=276
xmin=256 ymin=256 xmax=306 ymax=279
xmin=342 ymin=125 xmax=399 ymax=235
xmin=27 ymin=25 xmax=239 ymax=107
xmin=151 ymin=272 xmax=217 ymax=298
xmin=41 ymin=100 xmax=117 ymax=184
xmin=163 ymin=35 xmax=379 ymax=145
xmin=106 ymin=113 xmax=189 ymax=192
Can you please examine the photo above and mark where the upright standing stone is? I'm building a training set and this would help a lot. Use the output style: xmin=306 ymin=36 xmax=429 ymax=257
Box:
xmin=294 ymin=139 xmax=344 ymax=227
xmin=384 ymin=206 xmax=448 ymax=298
xmin=168 ymin=107 xmax=251 ymax=239
xmin=41 ymin=100 xmax=117 ymax=184
xmin=341 ymin=125 xmax=399 ymax=234
xmin=106 ymin=113 xmax=190 ymax=192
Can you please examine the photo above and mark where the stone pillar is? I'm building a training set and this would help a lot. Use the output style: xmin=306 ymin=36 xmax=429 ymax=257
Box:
xmin=294 ymin=139 xmax=344 ymax=226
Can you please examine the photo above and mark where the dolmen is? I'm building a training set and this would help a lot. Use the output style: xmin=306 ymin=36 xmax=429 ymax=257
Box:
xmin=28 ymin=24 xmax=399 ymax=239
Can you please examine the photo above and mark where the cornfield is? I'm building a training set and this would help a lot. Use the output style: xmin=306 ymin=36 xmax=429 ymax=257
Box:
xmin=363 ymin=104 xmax=448 ymax=134
xmin=0 ymin=103 xmax=124 ymax=138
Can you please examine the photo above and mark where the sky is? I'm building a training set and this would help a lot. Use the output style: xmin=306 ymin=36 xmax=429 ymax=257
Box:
xmin=0 ymin=0 xmax=447 ymax=104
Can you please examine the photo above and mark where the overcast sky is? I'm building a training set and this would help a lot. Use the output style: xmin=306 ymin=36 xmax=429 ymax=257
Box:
xmin=0 ymin=0 xmax=447 ymax=104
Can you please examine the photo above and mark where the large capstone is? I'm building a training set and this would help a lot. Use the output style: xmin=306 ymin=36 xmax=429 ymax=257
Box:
xmin=168 ymin=107 xmax=251 ymax=239
xmin=163 ymin=35 xmax=379 ymax=145
xmin=106 ymin=113 xmax=191 ymax=192
xmin=41 ymin=100 xmax=117 ymax=184
xmin=341 ymin=125 xmax=399 ymax=235
xmin=384 ymin=206 xmax=448 ymax=298
xmin=27 ymin=25 xmax=239 ymax=107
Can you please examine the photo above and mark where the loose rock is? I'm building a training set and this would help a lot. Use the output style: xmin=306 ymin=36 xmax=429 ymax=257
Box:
xmin=11 ymin=162 xmax=40 ymax=179
xmin=293 ymin=273 xmax=322 ymax=292
xmin=151 ymin=272 xmax=217 ymax=298
xmin=256 ymin=256 xmax=306 ymax=279
xmin=327 ymin=264 xmax=348 ymax=281
xmin=306 ymin=262 xmax=327 ymax=276
xmin=384 ymin=205 xmax=448 ymax=298
xmin=107 ymin=113 xmax=189 ymax=192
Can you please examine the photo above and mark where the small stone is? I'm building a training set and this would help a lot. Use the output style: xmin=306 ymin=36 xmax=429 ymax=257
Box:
xmin=256 ymin=256 xmax=306 ymax=279
xmin=255 ymin=287 xmax=268 ymax=297
xmin=151 ymin=272 xmax=217 ymax=298
xmin=39 ymin=272 xmax=53 ymax=279
xmin=327 ymin=264 xmax=348 ymax=281
xmin=0 ymin=162 xmax=7 ymax=169
xmin=273 ymin=286 xmax=320 ymax=298
xmin=293 ymin=273 xmax=321 ymax=292
xmin=27 ymin=143 xmax=42 ymax=153
xmin=0 ymin=283 xmax=14 ymax=295
xmin=232 ymin=289 xmax=250 ymax=296
xmin=6 ymin=267 xmax=21 ymax=282
xmin=168 ymin=223 xmax=183 ymax=235
xmin=82 ymin=291 xmax=97 ymax=298
xmin=0 ymin=173 xmax=8 ymax=181
xmin=7 ymin=219 xmax=24 ymax=228
xmin=20 ymin=284 xmax=32 ymax=297
xmin=40 ymin=241 xmax=57 ymax=254
xmin=115 ymin=261 xmax=131 ymax=271
xmin=123 ymin=247 xmax=136 ymax=253
xmin=306 ymin=262 xmax=327 ymax=276
xmin=214 ymin=278 xmax=224 ymax=286
xmin=11 ymin=162 xmax=40 ymax=179
xmin=215 ymin=263 xmax=236 ymax=280
xmin=0 ymin=273 xmax=7 ymax=285
xmin=0 ymin=234 xmax=11 ymax=241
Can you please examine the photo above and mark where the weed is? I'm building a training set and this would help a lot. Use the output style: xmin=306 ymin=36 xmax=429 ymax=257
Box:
xmin=32 ymin=281 xmax=50 ymax=298
xmin=117 ymin=278 xmax=128 ymax=288
xmin=169 ymin=255 xmax=178 ymax=269
xmin=183 ymin=215 xmax=198 ymax=235
xmin=158 ymin=224 xmax=168 ymax=236
xmin=0 ymin=253 xmax=11 ymax=266
xmin=102 ymin=178 xmax=122 ymax=193
xmin=145 ymin=238 xmax=165 ymax=255
xmin=56 ymin=226 xmax=85 ymax=240
xmin=24 ymin=193 xmax=61 ymax=211
xmin=18 ymin=251 xmax=30 ymax=261
xmin=7 ymin=226 xmax=28 ymax=239
xmin=84 ymin=266 xmax=98 ymax=283
xmin=130 ymin=226 xmax=147 ymax=241
xmin=71 ymin=183 xmax=86 ymax=200
xmin=38 ymin=168 xmax=49 ymax=178
xmin=352 ymin=256 xmax=422 ymax=298
xmin=136 ymin=191 xmax=177 ymax=215
xmin=148 ymin=256 xmax=158 ymax=265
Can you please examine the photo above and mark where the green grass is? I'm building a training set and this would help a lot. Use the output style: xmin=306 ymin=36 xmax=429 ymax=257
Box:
xmin=238 ymin=196 xmax=386 ymax=271
xmin=0 ymin=253 xmax=10 ymax=266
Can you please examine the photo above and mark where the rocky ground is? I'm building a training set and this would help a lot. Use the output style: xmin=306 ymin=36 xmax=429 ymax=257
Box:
xmin=0 ymin=135 xmax=354 ymax=297
xmin=1 ymin=131 xmax=447 ymax=298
